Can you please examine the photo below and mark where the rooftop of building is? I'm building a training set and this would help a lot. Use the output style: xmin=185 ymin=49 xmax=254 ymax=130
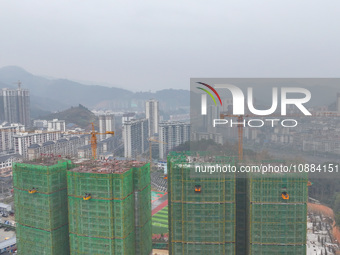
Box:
xmin=99 ymin=113 xmax=114 ymax=117
xmin=22 ymin=157 xmax=71 ymax=166
xmin=13 ymin=130 xmax=60 ymax=137
xmin=0 ymin=230 xmax=15 ymax=249
xmin=123 ymin=118 xmax=147 ymax=124
xmin=42 ymin=141 xmax=55 ymax=146
xmin=70 ymin=159 xmax=147 ymax=174
xmin=56 ymin=138 xmax=68 ymax=143
xmin=0 ymin=154 xmax=21 ymax=162
xmin=69 ymin=136 xmax=80 ymax=140
xmin=122 ymin=112 xmax=136 ymax=117
xmin=48 ymin=119 xmax=65 ymax=122
xmin=1 ymin=87 xmax=29 ymax=91
xmin=159 ymin=121 xmax=190 ymax=126
xmin=27 ymin=144 xmax=40 ymax=149
xmin=0 ymin=122 xmax=24 ymax=128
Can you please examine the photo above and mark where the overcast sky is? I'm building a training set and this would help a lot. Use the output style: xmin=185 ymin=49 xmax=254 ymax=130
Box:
xmin=0 ymin=1 xmax=339 ymax=91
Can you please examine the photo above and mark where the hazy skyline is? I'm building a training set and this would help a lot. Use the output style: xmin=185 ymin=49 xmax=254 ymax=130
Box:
xmin=1 ymin=1 xmax=339 ymax=91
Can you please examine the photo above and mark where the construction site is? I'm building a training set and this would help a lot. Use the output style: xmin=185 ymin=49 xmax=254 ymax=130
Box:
xmin=12 ymin=158 xmax=152 ymax=255
xmin=167 ymin=151 xmax=309 ymax=255
xmin=10 ymin=150 xmax=338 ymax=255
xmin=68 ymin=160 xmax=151 ymax=255
xmin=13 ymin=159 xmax=75 ymax=255
xmin=167 ymin=151 xmax=237 ymax=254
xmin=246 ymin=172 xmax=308 ymax=254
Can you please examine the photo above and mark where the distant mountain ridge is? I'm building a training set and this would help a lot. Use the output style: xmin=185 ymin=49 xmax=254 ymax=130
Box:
xmin=2 ymin=66 xmax=336 ymax=118
xmin=0 ymin=66 xmax=190 ymax=115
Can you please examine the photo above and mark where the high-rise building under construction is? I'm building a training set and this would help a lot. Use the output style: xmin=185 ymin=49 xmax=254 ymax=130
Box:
xmin=99 ymin=114 xmax=115 ymax=141
xmin=246 ymin=172 xmax=308 ymax=254
xmin=14 ymin=159 xmax=152 ymax=255
xmin=13 ymin=159 xmax=75 ymax=255
xmin=0 ymin=87 xmax=30 ymax=127
xmin=67 ymin=160 xmax=152 ymax=255
xmin=167 ymin=152 xmax=308 ymax=255
xmin=167 ymin=151 xmax=236 ymax=254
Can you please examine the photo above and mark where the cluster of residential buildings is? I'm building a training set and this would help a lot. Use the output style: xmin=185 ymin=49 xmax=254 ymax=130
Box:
xmin=0 ymin=84 xmax=192 ymax=177
xmin=122 ymin=99 xmax=191 ymax=159
xmin=238 ymin=112 xmax=340 ymax=156
xmin=3 ymin=81 xmax=340 ymax=173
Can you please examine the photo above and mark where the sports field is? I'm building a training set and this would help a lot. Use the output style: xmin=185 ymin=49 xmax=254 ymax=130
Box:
xmin=151 ymin=191 xmax=164 ymax=202
xmin=152 ymin=206 xmax=168 ymax=234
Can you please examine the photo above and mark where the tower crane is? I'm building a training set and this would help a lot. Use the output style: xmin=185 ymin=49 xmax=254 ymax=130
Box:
xmin=89 ymin=122 xmax=115 ymax=160
xmin=47 ymin=122 xmax=114 ymax=159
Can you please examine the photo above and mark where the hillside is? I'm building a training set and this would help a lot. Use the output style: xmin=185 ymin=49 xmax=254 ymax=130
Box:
xmin=40 ymin=104 xmax=97 ymax=129
xmin=0 ymin=66 xmax=190 ymax=113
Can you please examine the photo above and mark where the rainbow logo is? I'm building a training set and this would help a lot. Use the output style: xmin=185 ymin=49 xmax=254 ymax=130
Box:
xmin=196 ymin=82 xmax=222 ymax=106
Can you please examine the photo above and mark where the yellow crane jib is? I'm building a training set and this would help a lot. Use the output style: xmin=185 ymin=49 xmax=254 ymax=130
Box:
xmin=281 ymin=191 xmax=289 ymax=200
xmin=83 ymin=193 xmax=92 ymax=201
xmin=28 ymin=188 xmax=37 ymax=194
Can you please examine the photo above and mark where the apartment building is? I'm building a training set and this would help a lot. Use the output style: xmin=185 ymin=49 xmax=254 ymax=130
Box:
xmin=0 ymin=122 xmax=25 ymax=153
xmin=27 ymin=135 xmax=88 ymax=160
xmin=47 ymin=119 xmax=66 ymax=132
xmin=0 ymin=87 xmax=30 ymax=127
xmin=145 ymin=99 xmax=159 ymax=136
xmin=99 ymin=114 xmax=115 ymax=140
xmin=123 ymin=119 xmax=149 ymax=158
xmin=158 ymin=121 xmax=190 ymax=159
xmin=0 ymin=154 xmax=21 ymax=177
xmin=13 ymin=131 xmax=62 ymax=158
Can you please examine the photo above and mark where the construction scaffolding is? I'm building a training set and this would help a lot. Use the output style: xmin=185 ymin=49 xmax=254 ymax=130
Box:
xmin=13 ymin=159 xmax=74 ymax=255
xmin=16 ymin=224 xmax=70 ymax=255
xmin=235 ymin=176 xmax=247 ymax=255
xmin=249 ymin=244 xmax=306 ymax=254
xmin=134 ymin=164 xmax=152 ymax=255
xmin=247 ymin=172 xmax=308 ymax=255
xmin=168 ymin=151 xmax=236 ymax=255
xmin=67 ymin=160 xmax=151 ymax=255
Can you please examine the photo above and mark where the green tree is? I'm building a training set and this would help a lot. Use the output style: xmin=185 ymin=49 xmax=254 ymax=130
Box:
xmin=335 ymin=212 xmax=340 ymax=227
